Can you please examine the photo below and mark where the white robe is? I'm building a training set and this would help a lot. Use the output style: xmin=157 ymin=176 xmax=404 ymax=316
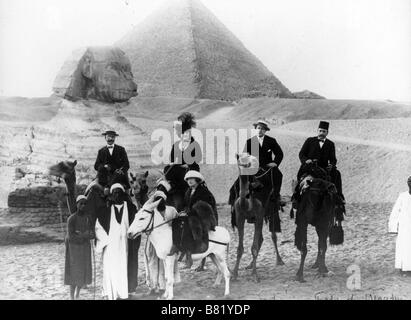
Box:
xmin=95 ymin=202 xmax=130 ymax=300
xmin=389 ymin=192 xmax=411 ymax=271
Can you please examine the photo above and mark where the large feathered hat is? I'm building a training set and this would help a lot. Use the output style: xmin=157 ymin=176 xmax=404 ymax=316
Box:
xmin=177 ymin=112 xmax=196 ymax=134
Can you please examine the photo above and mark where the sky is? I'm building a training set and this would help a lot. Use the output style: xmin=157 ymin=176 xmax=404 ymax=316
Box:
xmin=0 ymin=0 xmax=410 ymax=101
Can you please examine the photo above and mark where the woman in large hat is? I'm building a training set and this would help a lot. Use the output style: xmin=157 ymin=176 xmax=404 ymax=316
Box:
xmin=178 ymin=170 xmax=218 ymax=268
xmin=169 ymin=112 xmax=202 ymax=172
xmin=165 ymin=112 xmax=203 ymax=211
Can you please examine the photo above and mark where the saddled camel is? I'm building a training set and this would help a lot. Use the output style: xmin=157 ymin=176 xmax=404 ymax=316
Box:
xmin=294 ymin=176 xmax=338 ymax=282
xmin=232 ymin=154 xmax=284 ymax=282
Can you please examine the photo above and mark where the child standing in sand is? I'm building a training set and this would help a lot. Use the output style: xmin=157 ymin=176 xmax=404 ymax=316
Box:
xmin=389 ymin=176 xmax=411 ymax=275
xmin=64 ymin=195 xmax=95 ymax=299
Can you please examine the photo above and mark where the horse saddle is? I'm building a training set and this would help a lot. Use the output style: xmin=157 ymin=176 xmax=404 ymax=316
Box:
xmin=172 ymin=216 xmax=209 ymax=254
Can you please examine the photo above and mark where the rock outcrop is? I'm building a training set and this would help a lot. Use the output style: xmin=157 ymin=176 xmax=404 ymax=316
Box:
xmin=117 ymin=0 xmax=292 ymax=100
xmin=293 ymin=90 xmax=325 ymax=99
xmin=53 ymin=47 xmax=137 ymax=103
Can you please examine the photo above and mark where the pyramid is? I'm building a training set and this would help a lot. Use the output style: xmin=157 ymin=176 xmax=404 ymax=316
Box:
xmin=117 ymin=0 xmax=293 ymax=100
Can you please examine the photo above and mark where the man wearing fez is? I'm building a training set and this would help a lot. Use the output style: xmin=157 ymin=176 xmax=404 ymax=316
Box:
xmin=296 ymin=121 xmax=345 ymax=206
xmin=95 ymin=183 xmax=140 ymax=300
xmin=94 ymin=130 xmax=130 ymax=190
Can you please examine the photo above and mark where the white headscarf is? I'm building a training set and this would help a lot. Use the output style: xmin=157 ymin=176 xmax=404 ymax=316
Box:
xmin=110 ymin=183 xmax=125 ymax=194
xmin=76 ymin=195 xmax=87 ymax=203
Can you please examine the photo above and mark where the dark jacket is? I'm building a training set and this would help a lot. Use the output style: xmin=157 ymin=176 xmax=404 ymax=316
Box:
xmin=243 ymin=135 xmax=284 ymax=168
xmin=170 ymin=137 xmax=201 ymax=172
xmin=184 ymin=184 xmax=217 ymax=215
xmin=299 ymin=137 xmax=337 ymax=169
xmin=94 ymin=144 xmax=130 ymax=173
xmin=184 ymin=184 xmax=218 ymax=235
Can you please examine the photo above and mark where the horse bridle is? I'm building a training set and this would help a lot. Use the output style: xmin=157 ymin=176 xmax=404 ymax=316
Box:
xmin=140 ymin=208 xmax=178 ymax=236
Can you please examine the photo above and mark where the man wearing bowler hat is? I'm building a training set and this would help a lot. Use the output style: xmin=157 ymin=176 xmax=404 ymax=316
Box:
xmin=296 ymin=121 xmax=345 ymax=206
xmin=94 ymin=130 xmax=130 ymax=190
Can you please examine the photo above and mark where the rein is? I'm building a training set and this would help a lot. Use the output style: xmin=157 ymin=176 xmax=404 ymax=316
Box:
xmin=209 ymin=239 xmax=229 ymax=246
xmin=141 ymin=209 xmax=178 ymax=236
xmin=254 ymin=166 xmax=274 ymax=179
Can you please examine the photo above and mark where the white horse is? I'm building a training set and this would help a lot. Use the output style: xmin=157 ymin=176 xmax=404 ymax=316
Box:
xmin=127 ymin=199 xmax=231 ymax=300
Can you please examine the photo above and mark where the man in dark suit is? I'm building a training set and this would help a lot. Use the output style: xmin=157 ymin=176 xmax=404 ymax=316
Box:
xmin=297 ymin=121 xmax=344 ymax=201
xmin=229 ymin=120 xmax=284 ymax=211
xmin=94 ymin=130 xmax=130 ymax=190
xmin=243 ymin=120 xmax=284 ymax=199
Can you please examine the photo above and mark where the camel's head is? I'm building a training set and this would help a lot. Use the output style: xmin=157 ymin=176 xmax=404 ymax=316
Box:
xmin=236 ymin=153 xmax=259 ymax=176
xmin=130 ymin=171 xmax=148 ymax=194
xmin=49 ymin=160 xmax=77 ymax=180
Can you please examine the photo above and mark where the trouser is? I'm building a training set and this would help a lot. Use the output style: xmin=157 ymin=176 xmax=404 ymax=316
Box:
xmin=329 ymin=168 xmax=343 ymax=198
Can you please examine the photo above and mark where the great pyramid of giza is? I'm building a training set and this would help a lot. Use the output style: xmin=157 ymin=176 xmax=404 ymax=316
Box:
xmin=117 ymin=0 xmax=293 ymax=100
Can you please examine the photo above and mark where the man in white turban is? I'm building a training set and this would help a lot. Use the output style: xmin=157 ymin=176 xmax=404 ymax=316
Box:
xmin=389 ymin=176 xmax=411 ymax=275
xmin=95 ymin=183 xmax=141 ymax=299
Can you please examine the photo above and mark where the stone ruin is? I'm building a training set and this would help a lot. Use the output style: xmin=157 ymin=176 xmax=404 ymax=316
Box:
xmin=53 ymin=46 xmax=137 ymax=103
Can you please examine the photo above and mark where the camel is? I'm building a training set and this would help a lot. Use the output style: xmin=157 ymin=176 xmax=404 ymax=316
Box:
xmin=49 ymin=160 xmax=114 ymax=223
xmin=49 ymin=160 xmax=143 ymax=294
xmin=232 ymin=154 xmax=284 ymax=282
xmin=129 ymin=171 xmax=150 ymax=209
xmin=49 ymin=160 xmax=79 ymax=214
xmin=294 ymin=177 xmax=337 ymax=282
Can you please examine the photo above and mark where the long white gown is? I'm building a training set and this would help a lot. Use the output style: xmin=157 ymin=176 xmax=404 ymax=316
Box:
xmin=389 ymin=192 xmax=411 ymax=271
xmin=95 ymin=202 xmax=130 ymax=300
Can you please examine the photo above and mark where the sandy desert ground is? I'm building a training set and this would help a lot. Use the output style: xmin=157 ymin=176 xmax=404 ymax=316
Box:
xmin=1 ymin=97 xmax=411 ymax=300
xmin=1 ymin=203 xmax=410 ymax=300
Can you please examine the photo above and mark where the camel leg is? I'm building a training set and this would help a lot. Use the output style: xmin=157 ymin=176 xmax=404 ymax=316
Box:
xmin=311 ymin=240 xmax=321 ymax=269
xmin=250 ymin=213 xmax=264 ymax=282
xmin=296 ymin=223 xmax=308 ymax=283
xmin=317 ymin=226 xmax=329 ymax=275
xmin=271 ymin=231 xmax=285 ymax=266
xmin=233 ymin=212 xmax=245 ymax=281
xmin=246 ymin=233 xmax=263 ymax=270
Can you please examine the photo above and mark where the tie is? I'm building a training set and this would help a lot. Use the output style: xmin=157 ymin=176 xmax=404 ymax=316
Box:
xmin=107 ymin=146 xmax=114 ymax=149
